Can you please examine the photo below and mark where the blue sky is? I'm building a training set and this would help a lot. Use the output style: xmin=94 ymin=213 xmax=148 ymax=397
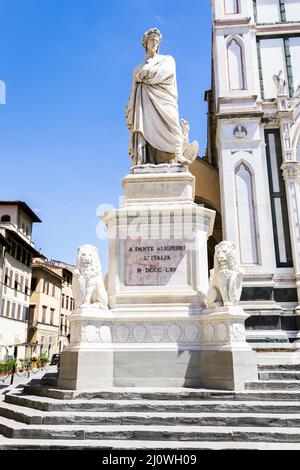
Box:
xmin=0 ymin=0 xmax=212 ymax=270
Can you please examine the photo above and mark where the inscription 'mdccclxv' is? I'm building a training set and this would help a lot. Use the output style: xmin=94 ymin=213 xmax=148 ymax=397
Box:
xmin=125 ymin=239 xmax=187 ymax=286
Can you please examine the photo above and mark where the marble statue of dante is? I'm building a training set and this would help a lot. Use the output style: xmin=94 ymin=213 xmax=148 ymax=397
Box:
xmin=126 ymin=28 xmax=190 ymax=166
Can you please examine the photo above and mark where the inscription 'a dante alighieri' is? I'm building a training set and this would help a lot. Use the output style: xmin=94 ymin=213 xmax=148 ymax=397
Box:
xmin=125 ymin=239 xmax=187 ymax=286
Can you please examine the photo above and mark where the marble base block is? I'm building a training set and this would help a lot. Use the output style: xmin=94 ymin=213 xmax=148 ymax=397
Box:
xmin=58 ymin=349 xmax=113 ymax=390
xmin=113 ymin=349 xmax=203 ymax=388
xmin=199 ymin=306 xmax=258 ymax=391
xmin=57 ymin=308 xmax=114 ymax=390
xmin=58 ymin=167 xmax=258 ymax=391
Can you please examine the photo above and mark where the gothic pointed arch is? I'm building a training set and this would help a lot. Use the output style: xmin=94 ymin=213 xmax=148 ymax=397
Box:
xmin=226 ymin=36 xmax=246 ymax=91
xmin=234 ymin=160 xmax=259 ymax=264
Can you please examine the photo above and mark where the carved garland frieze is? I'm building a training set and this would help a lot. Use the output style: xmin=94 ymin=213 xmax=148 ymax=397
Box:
xmin=70 ymin=320 xmax=202 ymax=344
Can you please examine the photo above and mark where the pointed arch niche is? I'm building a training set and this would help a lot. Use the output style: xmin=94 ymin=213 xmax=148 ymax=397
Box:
xmin=235 ymin=161 xmax=259 ymax=265
xmin=224 ymin=0 xmax=240 ymax=15
xmin=227 ymin=37 xmax=246 ymax=91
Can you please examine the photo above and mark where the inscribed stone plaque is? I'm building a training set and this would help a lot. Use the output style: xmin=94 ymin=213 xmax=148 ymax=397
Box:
xmin=125 ymin=238 xmax=187 ymax=286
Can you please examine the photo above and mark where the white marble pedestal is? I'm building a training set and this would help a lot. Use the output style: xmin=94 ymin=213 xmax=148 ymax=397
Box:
xmin=58 ymin=164 xmax=257 ymax=390
xmin=199 ymin=306 xmax=258 ymax=391
xmin=101 ymin=164 xmax=215 ymax=387
xmin=58 ymin=308 xmax=114 ymax=390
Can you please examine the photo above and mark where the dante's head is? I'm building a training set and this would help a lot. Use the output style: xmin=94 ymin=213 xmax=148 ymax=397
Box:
xmin=142 ymin=28 xmax=162 ymax=54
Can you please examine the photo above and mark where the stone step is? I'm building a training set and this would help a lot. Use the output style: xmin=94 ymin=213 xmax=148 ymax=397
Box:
xmin=2 ymin=437 xmax=300 ymax=450
xmin=41 ymin=374 xmax=58 ymax=387
xmin=2 ymin=402 xmax=300 ymax=427
xmin=6 ymin=393 xmax=300 ymax=414
xmin=258 ymin=364 xmax=300 ymax=372
xmin=246 ymin=381 xmax=300 ymax=390
xmin=259 ymin=371 xmax=300 ymax=380
xmin=1 ymin=416 xmax=300 ymax=442
xmin=22 ymin=385 xmax=300 ymax=401
xmin=22 ymin=385 xmax=242 ymax=401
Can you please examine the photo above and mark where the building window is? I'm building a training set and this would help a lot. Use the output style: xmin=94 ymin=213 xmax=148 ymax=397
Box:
xmin=16 ymin=245 xmax=22 ymax=262
xmin=11 ymin=241 xmax=16 ymax=258
xmin=31 ymin=277 xmax=37 ymax=292
xmin=1 ymin=299 xmax=5 ymax=316
xmin=0 ymin=215 xmax=11 ymax=222
xmin=23 ymin=306 xmax=29 ymax=321
xmin=17 ymin=304 xmax=22 ymax=320
xmin=28 ymin=305 xmax=35 ymax=324
xmin=14 ymin=273 xmax=19 ymax=292
xmin=20 ymin=275 xmax=24 ymax=293
xmin=21 ymin=249 xmax=26 ymax=265
xmin=61 ymin=294 xmax=65 ymax=309
xmin=227 ymin=38 xmax=246 ymax=90
xmin=66 ymin=296 xmax=69 ymax=310
xmin=24 ymin=280 xmax=30 ymax=296
xmin=6 ymin=300 xmax=11 ymax=317
xmin=42 ymin=306 xmax=47 ymax=323
xmin=11 ymin=303 xmax=16 ymax=319
xmin=235 ymin=162 xmax=259 ymax=264
xmin=43 ymin=280 xmax=49 ymax=295
xmin=52 ymin=284 xmax=55 ymax=297
xmin=50 ymin=309 xmax=54 ymax=325
xmin=224 ymin=0 xmax=240 ymax=14
xmin=9 ymin=269 xmax=13 ymax=288
xmin=265 ymin=130 xmax=293 ymax=267
xmin=4 ymin=268 xmax=9 ymax=287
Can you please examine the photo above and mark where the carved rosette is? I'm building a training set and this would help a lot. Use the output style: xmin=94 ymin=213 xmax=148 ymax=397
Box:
xmin=230 ymin=322 xmax=246 ymax=343
xmin=281 ymin=162 xmax=300 ymax=183
xmin=202 ymin=321 xmax=230 ymax=345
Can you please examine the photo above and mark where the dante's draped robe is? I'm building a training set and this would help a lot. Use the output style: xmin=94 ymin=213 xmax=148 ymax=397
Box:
xmin=126 ymin=54 xmax=183 ymax=165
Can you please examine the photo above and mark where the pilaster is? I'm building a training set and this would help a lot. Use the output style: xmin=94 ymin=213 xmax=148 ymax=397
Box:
xmin=281 ymin=161 xmax=300 ymax=308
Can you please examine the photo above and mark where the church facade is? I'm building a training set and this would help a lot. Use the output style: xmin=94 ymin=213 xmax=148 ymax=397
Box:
xmin=201 ymin=0 xmax=300 ymax=346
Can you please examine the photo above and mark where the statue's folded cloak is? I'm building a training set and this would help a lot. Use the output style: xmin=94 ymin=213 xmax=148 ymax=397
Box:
xmin=126 ymin=54 xmax=183 ymax=163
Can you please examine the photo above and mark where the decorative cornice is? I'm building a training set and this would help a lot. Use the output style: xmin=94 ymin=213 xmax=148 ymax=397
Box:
xmin=216 ymin=112 xmax=264 ymax=120
xmin=256 ymin=22 xmax=300 ymax=36
xmin=214 ymin=17 xmax=252 ymax=28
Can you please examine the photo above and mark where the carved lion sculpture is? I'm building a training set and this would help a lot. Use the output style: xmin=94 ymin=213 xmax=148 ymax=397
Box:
xmin=72 ymin=244 xmax=109 ymax=310
xmin=207 ymin=241 xmax=244 ymax=308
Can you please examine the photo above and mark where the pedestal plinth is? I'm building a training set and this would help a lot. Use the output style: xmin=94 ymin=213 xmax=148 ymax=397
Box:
xmin=57 ymin=308 xmax=114 ymax=390
xmin=99 ymin=164 xmax=215 ymax=387
xmin=199 ymin=306 xmax=258 ymax=391
xmin=58 ymin=164 xmax=258 ymax=390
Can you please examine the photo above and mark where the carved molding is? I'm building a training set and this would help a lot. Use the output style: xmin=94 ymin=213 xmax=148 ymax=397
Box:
xmin=70 ymin=319 xmax=202 ymax=345
xmin=281 ymin=162 xmax=300 ymax=183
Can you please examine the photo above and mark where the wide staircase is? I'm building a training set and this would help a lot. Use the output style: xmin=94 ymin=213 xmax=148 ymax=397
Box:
xmin=1 ymin=363 xmax=300 ymax=450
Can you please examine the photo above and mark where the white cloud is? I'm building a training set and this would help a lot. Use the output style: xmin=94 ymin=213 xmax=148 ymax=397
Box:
xmin=155 ymin=15 xmax=164 ymax=25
